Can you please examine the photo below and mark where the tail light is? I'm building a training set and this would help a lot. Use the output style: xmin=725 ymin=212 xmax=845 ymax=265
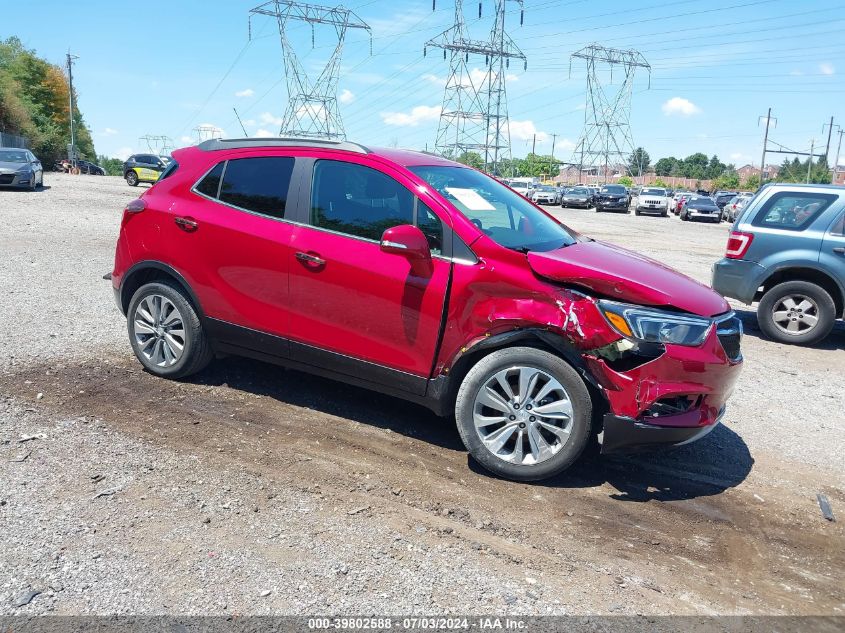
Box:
xmin=125 ymin=199 xmax=146 ymax=213
xmin=725 ymin=231 xmax=753 ymax=259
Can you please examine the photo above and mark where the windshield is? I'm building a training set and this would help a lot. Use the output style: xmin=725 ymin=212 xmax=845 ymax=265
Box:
xmin=538 ymin=185 xmax=555 ymax=192
xmin=0 ymin=150 xmax=29 ymax=163
xmin=600 ymin=185 xmax=626 ymax=194
xmin=569 ymin=188 xmax=589 ymax=195
xmin=690 ymin=198 xmax=716 ymax=207
xmin=641 ymin=188 xmax=666 ymax=196
xmin=410 ymin=165 xmax=576 ymax=253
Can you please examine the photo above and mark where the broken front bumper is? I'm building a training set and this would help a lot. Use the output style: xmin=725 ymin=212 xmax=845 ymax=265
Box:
xmin=600 ymin=407 xmax=724 ymax=454
xmin=584 ymin=326 xmax=742 ymax=454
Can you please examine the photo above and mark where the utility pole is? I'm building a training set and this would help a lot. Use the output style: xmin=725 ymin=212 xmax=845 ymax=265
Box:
xmin=823 ymin=116 xmax=836 ymax=164
xmin=531 ymin=133 xmax=536 ymax=155
xmin=66 ymin=51 xmax=79 ymax=169
xmin=758 ymin=108 xmax=775 ymax=183
xmin=835 ymin=129 xmax=844 ymax=184
xmin=807 ymin=138 xmax=815 ymax=184
xmin=550 ymin=133 xmax=557 ymax=179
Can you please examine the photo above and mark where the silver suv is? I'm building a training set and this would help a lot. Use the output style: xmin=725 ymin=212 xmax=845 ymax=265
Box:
xmin=712 ymin=183 xmax=845 ymax=345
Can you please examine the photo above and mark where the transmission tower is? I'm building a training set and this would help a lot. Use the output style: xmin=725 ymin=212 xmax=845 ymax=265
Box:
xmin=139 ymin=135 xmax=175 ymax=156
xmin=248 ymin=0 xmax=371 ymax=140
xmin=425 ymin=0 xmax=526 ymax=174
xmin=569 ymin=44 xmax=650 ymax=183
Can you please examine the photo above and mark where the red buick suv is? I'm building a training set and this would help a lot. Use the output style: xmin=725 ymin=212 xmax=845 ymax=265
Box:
xmin=111 ymin=138 xmax=743 ymax=481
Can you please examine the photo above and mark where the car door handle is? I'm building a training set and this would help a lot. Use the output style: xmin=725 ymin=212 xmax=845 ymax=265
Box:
xmin=295 ymin=251 xmax=326 ymax=266
xmin=833 ymin=247 xmax=845 ymax=255
xmin=174 ymin=216 xmax=198 ymax=232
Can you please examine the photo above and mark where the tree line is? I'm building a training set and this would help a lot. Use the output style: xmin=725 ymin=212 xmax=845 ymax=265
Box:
xmin=453 ymin=145 xmax=833 ymax=189
xmin=0 ymin=37 xmax=95 ymax=167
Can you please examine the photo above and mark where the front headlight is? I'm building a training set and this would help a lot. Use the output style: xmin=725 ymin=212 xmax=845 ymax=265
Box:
xmin=599 ymin=301 xmax=713 ymax=346
xmin=17 ymin=166 xmax=31 ymax=173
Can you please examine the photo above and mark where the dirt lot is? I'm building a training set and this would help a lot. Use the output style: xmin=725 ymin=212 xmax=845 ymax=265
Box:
xmin=0 ymin=174 xmax=843 ymax=615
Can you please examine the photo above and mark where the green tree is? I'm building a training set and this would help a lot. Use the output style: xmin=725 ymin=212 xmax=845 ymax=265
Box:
xmin=628 ymin=147 xmax=650 ymax=176
xmin=652 ymin=178 xmax=669 ymax=188
xmin=742 ymin=174 xmax=761 ymax=190
xmin=98 ymin=154 xmax=124 ymax=176
xmin=617 ymin=175 xmax=633 ymax=187
xmin=0 ymin=36 xmax=95 ymax=166
xmin=456 ymin=151 xmax=484 ymax=169
xmin=654 ymin=157 xmax=677 ymax=176
xmin=680 ymin=153 xmax=709 ymax=179
xmin=713 ymin=170 xmax=740 ymax=190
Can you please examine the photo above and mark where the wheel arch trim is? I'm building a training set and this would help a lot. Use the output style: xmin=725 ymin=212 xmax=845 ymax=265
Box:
xmin=119 ymin=260 xmax=206 ymax=320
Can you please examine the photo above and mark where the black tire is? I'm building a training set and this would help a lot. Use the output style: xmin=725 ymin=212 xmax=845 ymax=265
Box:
xmin=757 ymin=281 xmax=836 ymax=345
xmin=127 ymin=281 xmax=213 ymax=379
xmin=454 ymin=347 xmax=593 ymax=482
xmin=634 ymin=209 xmax=641 ymax=216
xmin=126 ymin=170 xmax=139 ymax=186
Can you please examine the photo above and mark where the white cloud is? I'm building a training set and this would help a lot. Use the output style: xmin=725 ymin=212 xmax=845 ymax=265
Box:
xmin=101 ymin=127 xmax=118 ymax=136
xmin=381 ymin=105 xmax=441 ymax=127
xmin=820 ymin=62 xmax=835 ymax=75
xmin=509 ymin=120 xmax=548 ymax=143
xmin=242 ymin=119 xmax=256 ymax=127
xmin=422 ymin=73 xmax=446 ymax=86
xmin=114 ymin=147 xmax=133 ymax=161
xmin=339 ymin=89 xmax=355 ymax=104
xmin=235 ymin=88 xmax=255 ymax=98
xmin=661 ymin=97 xmax=702 ymax=117
xmin=421 ymin=69 xmax=518 ymax=90
xmin=179 ymin=136 xmax=194 ymax=145
xmin=259 ymin=112 xmax=284 ymax=127
xmin=253 ymin=129 xmax=274 ymax=137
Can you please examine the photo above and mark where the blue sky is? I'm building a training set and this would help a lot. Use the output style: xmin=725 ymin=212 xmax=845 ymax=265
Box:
xmin=4 ymin=0 xmax=844 ymax=167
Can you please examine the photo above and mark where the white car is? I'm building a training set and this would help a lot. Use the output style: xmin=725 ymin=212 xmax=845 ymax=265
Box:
xmin=635 ymin=187 xmax=671 ymax=217
xmin=531 ymin=186 xmax=559 ymax=205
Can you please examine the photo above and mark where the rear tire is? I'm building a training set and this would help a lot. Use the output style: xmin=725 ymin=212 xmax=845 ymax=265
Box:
xmin=757 ymin=281 xmax=836 ymax=345
xmin=126 ymin=170 xmax=139 ymax=186
xmin=127 ymin=281 xmax=213 ymax=378
xmin=454 ymin=347 xmax=592 ymax=482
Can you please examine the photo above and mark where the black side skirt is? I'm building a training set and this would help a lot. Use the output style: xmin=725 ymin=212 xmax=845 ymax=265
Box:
xmin=204 ymin=318 xmax=447 ymax=415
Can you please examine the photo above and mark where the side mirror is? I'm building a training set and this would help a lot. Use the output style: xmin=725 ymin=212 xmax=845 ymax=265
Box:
xmin=380 ymin=224 xmax=431 ymax=261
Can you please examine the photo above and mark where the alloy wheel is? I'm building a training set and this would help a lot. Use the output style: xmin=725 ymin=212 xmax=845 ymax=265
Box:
xmin=472 ymin=366 xmax=574 ymax=466
xmin=771 ymin=294 xmax=820 ymax=336
xmin=132 ymin=294 xmax=186 ymax=367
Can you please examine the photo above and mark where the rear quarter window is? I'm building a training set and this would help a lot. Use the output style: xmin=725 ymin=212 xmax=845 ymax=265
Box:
xmin=751 ymin=192 xmax=837 ymax=231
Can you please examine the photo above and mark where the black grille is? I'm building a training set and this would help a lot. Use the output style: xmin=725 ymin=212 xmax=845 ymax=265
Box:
xmin=716 ymin=315 xmax=743 ymax=361
xmin=0 ymin=174 xmax=14 ymax=185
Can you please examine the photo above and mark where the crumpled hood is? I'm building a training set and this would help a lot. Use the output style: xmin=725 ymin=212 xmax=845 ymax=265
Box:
xmin=527 ymin=240 xmax=729 ymax=317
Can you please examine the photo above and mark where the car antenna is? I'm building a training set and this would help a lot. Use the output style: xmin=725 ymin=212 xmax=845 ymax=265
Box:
xmin=233 ymin=107 xmax=248 ymax=136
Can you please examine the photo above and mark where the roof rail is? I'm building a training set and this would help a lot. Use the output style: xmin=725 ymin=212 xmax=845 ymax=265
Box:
xmin=196 ymin=137 xmax=370 ymax=154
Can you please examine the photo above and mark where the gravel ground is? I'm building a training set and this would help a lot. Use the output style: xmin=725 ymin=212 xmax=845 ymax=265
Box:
xmin=0 ymin=174 xmax=843 ymax=616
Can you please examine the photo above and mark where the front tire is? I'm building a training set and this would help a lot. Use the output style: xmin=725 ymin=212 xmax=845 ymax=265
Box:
xmin=454 ymin=347 xmax=592 ymax=482
xmin=127 ymin=281 xmax=213 ymax=378
xmin=126 ymin=170 xmax=139 ymax=186
xmin=757 ymin=281 xmax=836 ymax=345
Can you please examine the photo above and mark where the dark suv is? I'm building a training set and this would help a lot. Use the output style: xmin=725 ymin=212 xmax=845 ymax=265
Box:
xmin=713 ymin=184 xmax=845 ymax=344
xmin=123 ymin=154 xmax=171 ymax=186
xmin=111 ymin=138 xmax=743 ymax=481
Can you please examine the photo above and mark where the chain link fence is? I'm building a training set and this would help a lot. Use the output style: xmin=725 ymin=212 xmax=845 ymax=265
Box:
xmin=0 ymin=132 xmax=30 ymax=148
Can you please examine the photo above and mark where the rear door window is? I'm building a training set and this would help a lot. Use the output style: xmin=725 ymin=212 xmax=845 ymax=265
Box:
xmin=751 ymin=192 xmax=837 ymax=231
xmin=194 ymin=162 xmax=225 ymax=198
xmin=218 ymin=157 xmax=295 ymax=219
